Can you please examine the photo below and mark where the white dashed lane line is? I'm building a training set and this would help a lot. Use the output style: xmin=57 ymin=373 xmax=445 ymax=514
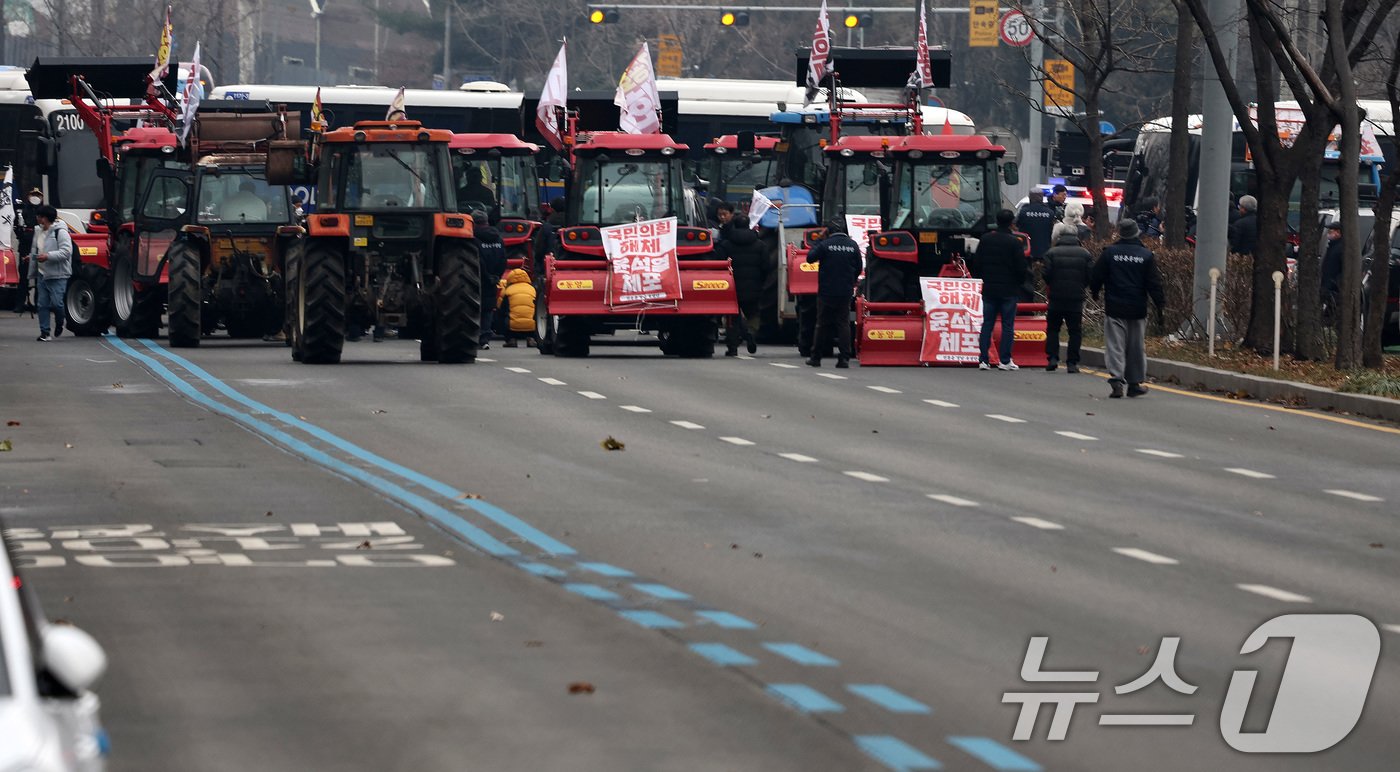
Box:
xmin=923 ymin=399 xmax=959 ymax=408
xmin=1055 ymin=431 xmax=1098 ymax=441
xmin=1136 ymin=449 xmax=1184 ymax=459
xmin=1237 ymin=584 xmax=1313 ymax=603
xmin=770 ymin=363 xmax=800 ymax=369
xmin=670 ymin=420 xmax=706 ymax=430
xmin=867 ymin=386 xmax=902 ymax=394
xmin=926 ymin=494 xmax=979 ymax=507
xmin=1112 ymin=548 xmax=1180 ymax=566
xmin=778 ymin=452 xmax=820 ymax=463
xmin=985 ymin=414 xmax=1026 ymax=424
xmin=816 ymin=373 xmax=848 ymax=380
xmin=718 ymin=437 xmax=756 ymax=446
xmin=1011 ymin=516 xmax=1064 ymax=530
xmin=578 ymin=391 xmax=607 ymax=400
xmin=476 ymin=358 xmax=496 ymax=363
xmin=1324 ymin=489 xmax=1384 ymax=502
xmin=619 ymin=405 xmax=652 ymax=413
xmin=538 ymin=377 xmax=567 ymax=386
xmin=504 ymin=366 xmax=532 ymax=373
xmin=1384 ymin=624 xmax=1400 ymax=636
xmin=1225 ymin=467 xmax=1275 ymax=479
xmin=844 ymin=471 xmax=890 ymax=483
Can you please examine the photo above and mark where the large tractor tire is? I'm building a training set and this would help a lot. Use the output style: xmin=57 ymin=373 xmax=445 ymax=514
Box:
xmin=865 ymin=255 xmax=909 ymax=303
xmin=535 ymin=294 xmax=556 ymax=355
xmin=64 ymin=262 xmax=112 ymax=337
xmin=283 ymin=241 xmax=304 ymax=361
xmin=664 ymin=317 xmax=717 ymax=359
xmin=554 ymin=316 xmax=590 ymax=357
xmin=112 ymin=244 xmax=161 ymax=339
xmin=434 ymin=243 xmax=481 ymax=364
xmin=297 ymin=244 xmax=346 ymax=364
xmin=165 ymin=243 xmax=202 ymax=348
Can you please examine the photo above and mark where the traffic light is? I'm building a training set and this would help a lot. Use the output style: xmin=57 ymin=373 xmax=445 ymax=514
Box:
xmin=587 ymin=6 xmax=619 ymax=24
xmin=843 ymin=12 xmax=872 ymax=28
xmin=719 ymin=10 xmax=750 ymax=27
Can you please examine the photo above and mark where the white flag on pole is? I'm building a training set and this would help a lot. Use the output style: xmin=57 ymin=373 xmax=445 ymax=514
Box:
xmin=536 ymin=40 xmax=568 ymax=151
xmin=804 ymin=0 xmax=831 ymax=106
xmin=907 ymin=1 xmax=932 ymax=93
xmin=748 ymin=188 xmax=775 ymax=227
xmin=614 ymin=43 xmax=661 ymax=134
xmin=179 ymin=42 xmax=202 ymax=146
xmin=0 ymin=166 xmax=14 ymax=252
xmin=386 ymin=87 xmax=407 ymax=121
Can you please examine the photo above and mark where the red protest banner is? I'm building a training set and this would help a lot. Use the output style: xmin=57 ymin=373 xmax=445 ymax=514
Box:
xmin=919 ymin=277 xmax=984 ymax=363
xmin=601 ymin=217 xmax=682 ymax=306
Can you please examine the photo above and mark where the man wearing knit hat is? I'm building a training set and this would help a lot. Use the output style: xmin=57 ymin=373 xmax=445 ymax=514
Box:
xmin=1090 ymin=218 xmax=1165 ymax=398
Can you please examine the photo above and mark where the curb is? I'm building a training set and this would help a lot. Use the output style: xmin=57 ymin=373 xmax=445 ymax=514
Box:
xmin=1073 ymin=346 xmax=1400 ymax=424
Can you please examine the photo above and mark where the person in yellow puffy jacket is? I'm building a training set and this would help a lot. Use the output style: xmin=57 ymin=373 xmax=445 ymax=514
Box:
xmin=498 ymin=268 xmax=538 ymax=347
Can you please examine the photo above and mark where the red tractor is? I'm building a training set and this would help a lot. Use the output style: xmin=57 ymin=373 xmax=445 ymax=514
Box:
xmin=534 ymin=130 xmax=737 ymax=358
xmin=450 ymin=133 xmax=541 ymax=275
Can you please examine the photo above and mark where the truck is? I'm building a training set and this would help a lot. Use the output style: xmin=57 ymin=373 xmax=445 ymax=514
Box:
xmin=534 ymin=129 xmax=738 ymax=358
xmin=268 ymin=118 xmax=481 ymax=364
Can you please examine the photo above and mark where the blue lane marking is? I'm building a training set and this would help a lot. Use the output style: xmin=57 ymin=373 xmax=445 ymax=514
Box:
xmin=689 ymin=643 xmax=758 ymax=667
xmin=577 ymin=561 xmax=634 ymax=577
xmin=107 ymin=337 xmax=518 ymax=557
xmin=696 ymin=610 xmax=757 ymax=629
xmin=854 ymin=736 xmax=942 ymax=771
xmin=767 ymin=683 xmax=845 ymax=713
xmin=618 ymin=610 xmax=684 ymax=629
xmin=763 ymin=642 xmax=840 ymax=666
xmin=846 ymin=684 xmax=932 ymax=715
xmin=135 ymin=340 xmax=576 ymax=556
xmin=518 ymin=562 xmax=566 ymax=578
xmin=565 ymin=583 xmax=621 ymax=601
xmin=632 ymin=583 xmax=691 ymax=600
xmin=946 ymin=737 xmax=1041 ymax=771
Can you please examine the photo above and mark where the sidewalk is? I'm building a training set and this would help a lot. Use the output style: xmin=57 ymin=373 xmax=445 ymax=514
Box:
xmin=1074 ymin=345 xmax=1400 ymax=424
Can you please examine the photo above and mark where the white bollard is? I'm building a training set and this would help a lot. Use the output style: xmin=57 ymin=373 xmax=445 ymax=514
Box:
xmin=1272 ymin=270 xmax=1284 ymax=371
xmin=1207 ymin=267 xmax=1221 ymax=357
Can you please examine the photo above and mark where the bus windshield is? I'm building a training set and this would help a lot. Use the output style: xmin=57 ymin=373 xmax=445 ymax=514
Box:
xmin=331 ymin=144 xmax=446 ymax=210
xmin=892 ymin=162 xmax=990 ymax=230
xmin=52 ymin=112 xmax=104 ymax=210
xmin=196 ymin=171 xmax=292 ymax=225
xmin=575 ymin=158 xmax=684 ymax=226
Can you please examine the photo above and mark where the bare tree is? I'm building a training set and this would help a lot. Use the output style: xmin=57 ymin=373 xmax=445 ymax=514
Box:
xmin=1163 ymin=0 xmax=1194 ymax=248
xmin=1361 ymin=28 xmax=1399 ymax=367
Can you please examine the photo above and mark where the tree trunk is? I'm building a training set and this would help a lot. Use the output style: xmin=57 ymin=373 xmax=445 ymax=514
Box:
xmin=1328 ymin=0 xmax=1363 ymax=370
xmin=1362 ymin=173 xmax=1397 ymax=367
xmin=1292 ymin=124 xmax=1331 ymax=360
xmin=1164 ymin=0 xmax=1194 ymax=248
xmin=1084 ymin=92 xmax=1110 ymax=240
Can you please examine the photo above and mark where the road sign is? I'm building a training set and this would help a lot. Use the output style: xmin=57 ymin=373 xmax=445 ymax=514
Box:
xmin=999 ymin=11 xmax=1033 ymax=47
xmin=657 ymin=34 xmax=683 ymax=78
xmin=969 ymin=0 xmax=999 ymax=47
xmin=1043 ymin=59 xmax=1075 ymax=110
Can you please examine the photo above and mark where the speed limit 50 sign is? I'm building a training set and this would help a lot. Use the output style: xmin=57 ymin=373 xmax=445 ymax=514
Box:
xmin=1000 ymin=10 xmax=1033 ymax=47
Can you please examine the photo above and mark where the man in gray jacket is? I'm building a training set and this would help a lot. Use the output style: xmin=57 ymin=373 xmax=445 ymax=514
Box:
xmin=28 ymin=205 xmax=72 ymax=341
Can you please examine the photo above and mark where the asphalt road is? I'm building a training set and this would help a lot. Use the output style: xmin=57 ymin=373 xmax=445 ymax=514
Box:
xmin=2 ymin=315 xmax=1397 ymax=772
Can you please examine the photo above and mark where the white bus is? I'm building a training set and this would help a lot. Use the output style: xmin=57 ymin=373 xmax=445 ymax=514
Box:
xmin=0 ymin=68 xmax=107 ymax=235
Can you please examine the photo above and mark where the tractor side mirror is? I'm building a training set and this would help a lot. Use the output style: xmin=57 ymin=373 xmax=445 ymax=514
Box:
xmin=737 ymin=131 xmax=755 ymax=154
xmin=95 ymin=157 xmax=113 ymax=182
xmin=1002 ymin=161 xmax=1020 ymax=186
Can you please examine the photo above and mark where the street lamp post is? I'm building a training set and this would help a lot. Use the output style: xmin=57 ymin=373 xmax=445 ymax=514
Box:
xmin=309 ymin=0 xmax=325 ymax=77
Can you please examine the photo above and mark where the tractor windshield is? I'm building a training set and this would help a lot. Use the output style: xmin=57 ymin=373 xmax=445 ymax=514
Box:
xmin=575 ymin=157 xmax=685 ymax=226
xmin=332 ymin=143 xmax=446 ymax=211
xmin=716 ymin=155 xmax=772 ymax=203
xmin=843 ymin=159 xmax=888 ymax=216
xmin=892 ymin=162 xmax=992 ymax=231
xmin=452 ymin=153 xmax=534 ymax=219
xmin=196 ymin=170 xmax=292 ymax=225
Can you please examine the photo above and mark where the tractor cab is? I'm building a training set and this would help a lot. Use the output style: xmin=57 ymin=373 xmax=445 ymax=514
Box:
xmin=699 ymin=133 xmax=778 ymax=210
xmin=564 ymin=132 xmax=708 ymax=238
xmin=450 ymin=133 xmax=540 ymax=273
xmin=865 ymin=134 xmax=1014 ymax=303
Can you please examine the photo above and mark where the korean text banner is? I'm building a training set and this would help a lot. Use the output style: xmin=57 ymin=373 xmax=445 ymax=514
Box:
xmin=601 ymin=217 xmax=682 ymax=306
xmin=920 ymin=277 xmax=984 ymax=363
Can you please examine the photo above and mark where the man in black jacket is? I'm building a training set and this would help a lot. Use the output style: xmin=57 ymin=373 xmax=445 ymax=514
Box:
xmin=718 ymin=214 xmax=765 ymax=355
xmin=1015 ymin=191 xmax=1056 ymax=263
xmin=1227 ymin=195 xmax=1258 ymax=255
xmin=973 ymin=209 xmax=1028 ymax=370
xmin=1042 ymin=224 xmax=1094 ymax=372
xmin=474 ymin=211 xmax=508 ymax=349
xmin=1090 ymin=219 xmax=1166 ymax=398
xmin=1319 ymin=220 xmax=1344 ymax=324
xmin=805 ymin=219 xmax=862 ymax=368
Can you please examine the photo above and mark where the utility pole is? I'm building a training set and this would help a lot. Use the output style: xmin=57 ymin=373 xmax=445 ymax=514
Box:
xmin=442 ymin=1 xmax=452 ymax=89
xmin=1192 ymin=0 xmax=1240 ymax=328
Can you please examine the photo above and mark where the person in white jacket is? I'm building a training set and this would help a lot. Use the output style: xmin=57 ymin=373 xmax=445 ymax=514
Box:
xmin=28 ymin=205 xmax=72 ymax=341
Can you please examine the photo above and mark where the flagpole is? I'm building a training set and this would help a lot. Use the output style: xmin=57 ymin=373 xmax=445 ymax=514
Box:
xmin=442 ymin=1 xmax=452 ymax=89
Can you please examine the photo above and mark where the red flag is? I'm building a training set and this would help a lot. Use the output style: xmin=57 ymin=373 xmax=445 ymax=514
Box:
xmin=535 ymin=40 xmax=568 ymax=151
xmin=913 ymin=1 xmax=932 ymax=89
xmin=804 ymin=0 xmax=831 ymax=106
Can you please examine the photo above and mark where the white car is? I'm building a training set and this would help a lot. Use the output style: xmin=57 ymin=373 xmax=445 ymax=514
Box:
xmin=1 ymin=524 xmax=109 ymax=772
